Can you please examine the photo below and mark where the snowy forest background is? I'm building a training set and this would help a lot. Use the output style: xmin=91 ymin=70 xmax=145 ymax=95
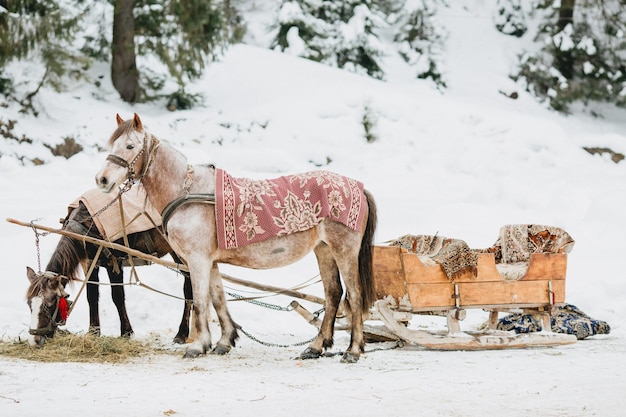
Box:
xmin=2 ymin=0 xmax=626 ymax=144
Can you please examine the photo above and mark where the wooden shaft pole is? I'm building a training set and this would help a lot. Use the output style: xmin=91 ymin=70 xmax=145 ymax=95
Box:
xmin=7 ymin=217 xmax=187 ymax=271
xmin=7 ymin=217 xmax=325 ymax=305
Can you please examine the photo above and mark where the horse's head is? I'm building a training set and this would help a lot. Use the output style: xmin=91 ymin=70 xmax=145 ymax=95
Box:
xmin=95 ymin=113 xmax=158 ymax=193
xmin=26 ymin=267 xmax=72 ymax=346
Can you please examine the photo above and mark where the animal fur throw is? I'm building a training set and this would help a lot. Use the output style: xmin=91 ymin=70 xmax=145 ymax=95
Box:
xmin=215 ymin=169 xmax=367 ymax=250
xmin=67 ymin=186 xmax=161 ymax=242
xmin=478 ymin=224 xmax=575 ymax=263
xmin=388 ymin=234 xmax=478 ymax=280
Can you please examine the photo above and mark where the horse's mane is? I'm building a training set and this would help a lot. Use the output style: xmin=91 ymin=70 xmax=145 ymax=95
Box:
xmin=44 ymin=203 xmax=95 ymax=281
xmin=45 ymin=236 xmax=85 ymax=281
xmin=108 ymin=120 xmax=136 ymax=146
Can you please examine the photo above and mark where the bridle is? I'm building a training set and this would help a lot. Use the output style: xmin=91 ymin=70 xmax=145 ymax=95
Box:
xmin=29 ymin=271 xmax=72 ymax=337
xmin=105 ymin=130 xmax=160 ymax=186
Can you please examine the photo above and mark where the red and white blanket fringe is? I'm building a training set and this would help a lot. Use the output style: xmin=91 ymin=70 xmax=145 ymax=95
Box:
xmin=216 ymin=169 xmax=367 ymax=249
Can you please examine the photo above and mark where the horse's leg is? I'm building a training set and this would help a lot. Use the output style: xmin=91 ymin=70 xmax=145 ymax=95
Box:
xmin=299 ymin=244 xmax=343 ymax=360
xmin=107 ymin=260 xmax=134 ymax=338
xmin=209 ymin=264 xmax=239 ymax=354
xmin=86 ymin=267 xmax=101 ymax=335
xmin=336 ymin=256 xmax=365 ymax=363
xmin=184 ymin=259 xmax=213 ymax=358
xmin=173 ymin=271 xmax=193 ymax=344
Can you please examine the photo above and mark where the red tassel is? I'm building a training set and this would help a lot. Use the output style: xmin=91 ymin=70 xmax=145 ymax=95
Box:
xmin=59 ymin=297 xmax=69 ymax=321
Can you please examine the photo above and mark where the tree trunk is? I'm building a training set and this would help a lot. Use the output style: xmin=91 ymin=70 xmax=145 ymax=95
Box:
xmin=111 ymin=0 xmax=139 ymax=103
xmin=555 ymin=0 xmax=576 ymax=80
xmin=557 ymin=0 xmax=576 ymax=32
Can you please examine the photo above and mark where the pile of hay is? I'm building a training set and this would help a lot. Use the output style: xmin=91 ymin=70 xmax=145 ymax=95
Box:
xmin=0 ymin=331 xmax=174 ymax=363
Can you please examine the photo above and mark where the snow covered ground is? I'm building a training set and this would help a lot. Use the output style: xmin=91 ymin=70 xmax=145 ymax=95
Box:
xmin=1 ymin=2 xmax=625 ymax=416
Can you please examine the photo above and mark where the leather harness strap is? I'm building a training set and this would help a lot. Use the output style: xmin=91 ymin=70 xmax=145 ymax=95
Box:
xmin=161 ymin=193 xmax=216 ymax=234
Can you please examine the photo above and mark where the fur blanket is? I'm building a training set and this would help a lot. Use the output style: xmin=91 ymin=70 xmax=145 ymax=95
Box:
xmin=215 ymin=169 xmax=367 ymax=250
xmin=68 ymin=186 xmax=161 ymax=242
xmin=388 ymin=234 xmax=478 ymax=279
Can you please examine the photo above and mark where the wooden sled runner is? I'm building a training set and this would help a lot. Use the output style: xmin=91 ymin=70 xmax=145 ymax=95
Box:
xmin=369 ymin=245 xmax=577 ymax=350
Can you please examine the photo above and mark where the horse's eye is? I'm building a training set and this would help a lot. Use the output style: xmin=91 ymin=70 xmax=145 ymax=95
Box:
xmin=126 ymin=144 xmax=135 ymax=150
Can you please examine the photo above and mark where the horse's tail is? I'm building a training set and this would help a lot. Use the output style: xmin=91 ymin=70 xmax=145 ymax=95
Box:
xmin=358 ymin=189 xmax=377 ymax=310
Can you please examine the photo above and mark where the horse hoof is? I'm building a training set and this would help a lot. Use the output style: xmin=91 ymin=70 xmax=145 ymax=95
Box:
xmin=211 ymin=344 xmax=231 ymax=355
xmin=298 ymin=347 xmax=322 ymax=360
xmin=172 ymin=335 xmax=187 ymax=345
xmin=340 ymin=352 xmax=360 ymax=363
xmin=183 ymin=349 xmax=203 ymax=359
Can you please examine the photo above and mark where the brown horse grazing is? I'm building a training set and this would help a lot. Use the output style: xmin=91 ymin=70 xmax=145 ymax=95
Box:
xmin=26 ymin=268 xmax=71 ymax=345
xmin=95 ymin=113 xmax=377 ymax=363
xmin=25 ymin=200 xmax=193 ymax=346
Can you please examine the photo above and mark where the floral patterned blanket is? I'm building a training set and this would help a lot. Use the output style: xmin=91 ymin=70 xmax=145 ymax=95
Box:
xmin=215 ymin=169 xmax=367 ymax=249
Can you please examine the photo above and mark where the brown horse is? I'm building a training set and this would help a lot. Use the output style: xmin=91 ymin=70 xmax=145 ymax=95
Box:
xmin=95 ymin=113 xmax=377 ymax=363
xmin=25 ymin=199 xmax=192 ymax=346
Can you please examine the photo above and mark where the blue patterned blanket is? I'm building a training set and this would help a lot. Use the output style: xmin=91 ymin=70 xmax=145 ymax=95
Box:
xmin=497 ymin=304 xmax=610 ymax=339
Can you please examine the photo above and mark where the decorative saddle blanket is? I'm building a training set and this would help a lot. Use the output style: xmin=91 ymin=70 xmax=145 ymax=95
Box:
xmin=387 ymin=234 xmax=478 ymax=279
xmin=497 ymin=304 xmax=611 ymax=340
xmin=67 ymin=186 xmax=161 ymax=242
xmin=215 ymin=169 xmax=367 ymax=249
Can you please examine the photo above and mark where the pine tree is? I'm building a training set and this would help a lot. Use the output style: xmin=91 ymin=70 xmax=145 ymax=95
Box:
xmin=272 ymin=0 xmax=388 ymax=80
xmin=393 ymin=0 xmax=448 ymax=88
xmin=0 ymin=0 xmax=88 ymax=112
xmin=133 ymin=0 xmax=242 ymax=107
xmin=494 ymin=0 xmax=527 ymax=37
xmin=511 ymin=0 xmax=626 ymax=112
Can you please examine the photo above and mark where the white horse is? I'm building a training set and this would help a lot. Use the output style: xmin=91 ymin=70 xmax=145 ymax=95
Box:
xmin=95 ymin=114 xmax=377 ymax=362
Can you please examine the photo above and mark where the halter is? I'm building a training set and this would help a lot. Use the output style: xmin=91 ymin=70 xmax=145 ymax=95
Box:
xmin=29 ymin=271 xmax=71 ymax=337
xmin=106 ymin=130 xmax=160 ymax=186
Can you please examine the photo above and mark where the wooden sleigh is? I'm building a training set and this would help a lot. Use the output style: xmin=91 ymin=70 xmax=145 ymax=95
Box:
xmin=367 ymin=245 xmax=577 ymax=350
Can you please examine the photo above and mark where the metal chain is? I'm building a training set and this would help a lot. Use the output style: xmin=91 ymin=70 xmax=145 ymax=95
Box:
xmin=238 ymin=326 xmax=317 ymax=348
xmin=30 ymin=219 xmax=49 ymax=273
xmin=91 ymin=184 xmax=132 ymax=219
xmin=226 ymin=291 xmax=295 ymax=311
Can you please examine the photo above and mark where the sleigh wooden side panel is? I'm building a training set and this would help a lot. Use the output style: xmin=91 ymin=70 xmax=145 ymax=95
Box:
xmin=373 ymin=246 xmax=568 ymax=312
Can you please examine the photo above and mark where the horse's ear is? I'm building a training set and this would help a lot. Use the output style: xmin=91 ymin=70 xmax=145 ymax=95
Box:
xmin=26 ymin=267 xmax=37 ymax=283
xmin=52 ymin=275 xmax=63 ymax=289
xmin=115 ymin=114 xmax=124 ymax=126
xmin=132 ymin=113 xmax=144 ymax=132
